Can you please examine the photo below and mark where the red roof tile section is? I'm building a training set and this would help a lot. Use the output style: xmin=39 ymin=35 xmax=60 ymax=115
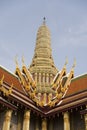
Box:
xmin=0 ymin=66 xmax=24 ymax=93
xmin=65 ymin=74 xmax=87 ymax=97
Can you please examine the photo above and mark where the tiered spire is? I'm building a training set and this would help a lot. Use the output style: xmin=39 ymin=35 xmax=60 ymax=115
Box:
xmin=29 ymin=18 xmax=58 ymax=89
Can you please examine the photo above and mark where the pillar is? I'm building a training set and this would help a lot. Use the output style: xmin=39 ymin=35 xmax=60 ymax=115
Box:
xmin=49 ymin=118 xmax=53 ymax=130
xmin=42 ymin=118 xmax=47 ymax=130
xmin=43 ymin=93 xmax=47 ymax=105
xmin=39 ymin=73 xmax=41 ymax=84
xmin=17 ymin=112 xmax=22 ymax=130
xmin=46 ymin=73 xmax=49 ymax=83
xmin=35 ymin=73 xmax=37 ymax=83
xmin=35 ymin=117 xmax=39 ymax=130
xmin=43 ymin=73 xmax=45 ymax=86
xmin=84 ymin=114 xmax=87 ymax=130
xmin=63 ymin=112 xmax=70 ymax=130
xmin=50 ymin=74 xmax=53 ymax=83
xmin=23 ymin=110 xmax=30 ymax=130
xmin=2 ymin=109 xmax=13 ymax=130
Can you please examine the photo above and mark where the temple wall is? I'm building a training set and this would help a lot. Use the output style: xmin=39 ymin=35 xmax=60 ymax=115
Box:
xmin=70 ymin=109 xmax=85 ymax=130
xmin=53 ymin=115 xmax=64 ymax=130
xmin=0 ymin=109 xmax=86 ymax=130
xmin=47 ymin=114 xmax=64 ymax=130
xmin=0 ymin=110 xmax=23 ymax=130
xmin=30 ymin=113 xmax=36 ymax=130
xmin=0 ymin=110 xmax=5 ymax=130
xmin=10 ymin=112 xmax=18 ymax=130
xmin=30 ymin=113 xmax=42 ymax=130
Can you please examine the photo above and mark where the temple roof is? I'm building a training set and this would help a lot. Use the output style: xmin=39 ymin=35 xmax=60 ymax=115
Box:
xmin=65 ymin=74 xmax=87 ymax=97
xmin=0 ymin=65 xmax=87 ymax=116
xmin=1 ymin=65 xmax=87 ymax=97
xmin=0 ymin=66 xmax=24 ymax=93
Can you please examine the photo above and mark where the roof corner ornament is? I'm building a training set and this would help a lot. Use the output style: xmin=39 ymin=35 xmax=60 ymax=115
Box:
xmin=0 ymin=75 xmax=4 ymax=85
xmin=15 ymin=55 xmax=19 ymax=68
xmin=64 ymin=57 xmax=68 ymax=68
xmin=22 ymin=55 xmax=25 ymax=66
xmin=0 ymin=75 xmax=13 ymax=96
xmin=8 ymin=83 xmax=13 ymax=95
xmin=72 ymin=58 xmax=76 ymax=69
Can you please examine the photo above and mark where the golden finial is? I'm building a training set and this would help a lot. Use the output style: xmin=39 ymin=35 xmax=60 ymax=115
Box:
xmin=43 ymin=17 xmax=46 ymax=25
xmin=72 ymin=58 xmax=76 ymax=69
xmin=22 ymin=55 xmax=25 ymax=66
xmin=15 ymin=55 xmax=19 ymax=68
xmin=11 ymin=83 xmax=13 ymax=89
xmin=0 ymin=75 xmax=4 ymax=85
xmin=64 ymin=57 xmax=68 ymax=67
xmin=8 ymin=83 xmax=13 ymax=95
xmin=2 ymin=75 xmax=4 ymax=81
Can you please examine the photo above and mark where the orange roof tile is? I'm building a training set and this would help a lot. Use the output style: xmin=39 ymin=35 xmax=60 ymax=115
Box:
xmin=0 ymin=66 xmax=24 ymax=93
xmin=65 ymin=74 xmax=87 ymax=97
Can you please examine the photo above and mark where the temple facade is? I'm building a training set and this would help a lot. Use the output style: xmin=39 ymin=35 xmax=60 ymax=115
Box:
xmin=0 ymin=19 xmax=87 ymax=130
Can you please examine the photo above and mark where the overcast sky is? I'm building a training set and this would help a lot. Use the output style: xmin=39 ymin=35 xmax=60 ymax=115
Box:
xmin=0 ymin=0 xmax=87 ymax=76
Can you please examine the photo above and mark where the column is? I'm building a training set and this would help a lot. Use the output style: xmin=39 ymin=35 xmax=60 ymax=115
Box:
xmin=42 ymin=118 xmax=47 ymax=130
xmin=43 ymin=93 xmax=47 ymax=105
xmin=46 ymin=73 xmax=49 ymax=83
xmin=35 ymin=117 xmax=39 ymax=130
xmin=39 ymin=73 xmax=41 ymax=84
xmin=43 ymin=73 xmax=45 ymax=85
xmin=63 ymin=112 xmax=70 ymax=130
xmin=35 ymin=73 xmax=37 ymax=83
xmin=2 ymin=109 xmax=13 ymax=130
xmin=50 ymin=74 xmax=53 ymax=83
xmin=23 ymin=110 xmax=30 ymax=130
xmin=84 ymin=114 xmax=87 ymax=130
xmin=49 ymin=118 xmax=53 ymax=130
xmin=17 ymin=112 xmax=22 ymax=130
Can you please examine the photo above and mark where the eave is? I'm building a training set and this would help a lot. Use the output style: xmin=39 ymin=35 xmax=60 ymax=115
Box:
xmin=80 ymin=109 xmax=87 ymax=115
xmin=1 ymin=81 xmax=87 ymax=118
xmin=0 ymin=96 xmax=17 ymax=110
xmin=45 ymin=90 xmax=87 ymax=117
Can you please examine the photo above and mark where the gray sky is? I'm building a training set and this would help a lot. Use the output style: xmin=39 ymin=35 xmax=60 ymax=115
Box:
xmin=0 ymin=0 xmax=87 ymax=76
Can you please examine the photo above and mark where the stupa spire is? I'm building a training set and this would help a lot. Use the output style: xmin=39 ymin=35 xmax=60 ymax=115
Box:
xmin=29 ymin=19 xmax=58 ymax=89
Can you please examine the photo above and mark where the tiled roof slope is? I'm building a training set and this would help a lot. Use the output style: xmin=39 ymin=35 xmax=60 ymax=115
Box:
xmin=0 ymin=65 xmax=87 ymax=116
xmin=65 ymin=74 xmax=87 ymax=97
xmin=0 ymin=66 xmax=24 ymax=93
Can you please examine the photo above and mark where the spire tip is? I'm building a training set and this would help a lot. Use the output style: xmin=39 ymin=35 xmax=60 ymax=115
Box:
xmin=43 ymin=17 xmax=46 ymax=25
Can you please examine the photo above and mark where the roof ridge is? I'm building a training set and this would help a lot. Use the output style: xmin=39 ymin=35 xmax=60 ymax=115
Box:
xmin=71 ymin=73 xmax=87 ymax=82
xmin=0 ymin=65 xmax=17 ymax=78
